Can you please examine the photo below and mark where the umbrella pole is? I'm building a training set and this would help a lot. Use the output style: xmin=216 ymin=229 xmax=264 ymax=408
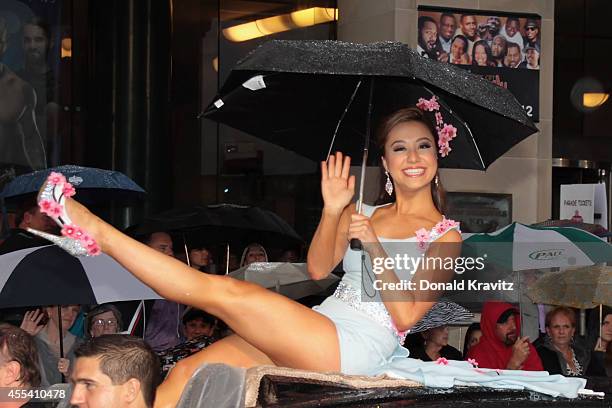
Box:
xmin=600 ymin=304 xmax=603 ymax=343
xmin=182 ymin=233 xmax=191 ymax=267
xmin=225 ymin=244 xmax=230 ymax=275
xmin=518 ymin=273 xmax=523 ymax=337
xmin=57 ymin=305 xmax=65 ymax=383
xmin=350 ymin=78 xmax=375 ymax=251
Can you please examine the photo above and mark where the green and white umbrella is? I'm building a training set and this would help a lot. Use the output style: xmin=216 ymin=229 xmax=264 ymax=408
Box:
xmin=462 ymin=222 xmax=612 ymax=272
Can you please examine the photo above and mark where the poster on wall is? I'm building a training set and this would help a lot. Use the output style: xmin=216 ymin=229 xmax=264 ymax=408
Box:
xmin=0 ymin=0 xmax=63 ymax=174
xmin=560 ymin=184 xmax=608 ymax=229
xmin=417 ymin=6 xmax=541 ymax=122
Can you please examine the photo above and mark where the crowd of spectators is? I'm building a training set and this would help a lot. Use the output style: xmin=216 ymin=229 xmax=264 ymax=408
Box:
xmin=404 ymin=303 xmax=612 ymax=378
xmin=0 ymin=212 xmax=610 ymax=406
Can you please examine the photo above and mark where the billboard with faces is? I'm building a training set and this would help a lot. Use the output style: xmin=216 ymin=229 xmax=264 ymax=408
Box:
xmin=417 ymin=6 xmax=541 ymax=122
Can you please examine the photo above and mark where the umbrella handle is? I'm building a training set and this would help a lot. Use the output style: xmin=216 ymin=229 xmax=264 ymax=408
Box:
xmin=57 ymin=305 xmax=65 ymax=383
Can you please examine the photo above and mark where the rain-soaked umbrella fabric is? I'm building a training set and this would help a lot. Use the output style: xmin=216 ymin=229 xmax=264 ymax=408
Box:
xmin=0 ymin=165 xmax=146 ymax=203
xmin=203 ymin=40 xmax=538 ymax=169
xmin=526 ymin=265 xmax=612 ymax=309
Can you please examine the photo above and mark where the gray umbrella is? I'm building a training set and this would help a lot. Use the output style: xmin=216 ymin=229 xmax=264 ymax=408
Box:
xmin=229 ymin=262 xmax=339 ymax=300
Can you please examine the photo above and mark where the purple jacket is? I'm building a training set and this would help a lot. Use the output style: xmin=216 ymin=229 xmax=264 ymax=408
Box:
xmin=144 ymin=300 xmax=185 ymax=351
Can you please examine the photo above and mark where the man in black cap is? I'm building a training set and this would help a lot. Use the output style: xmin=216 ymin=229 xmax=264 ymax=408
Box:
xmin=523 ymin=18 xmax=540 ymax=53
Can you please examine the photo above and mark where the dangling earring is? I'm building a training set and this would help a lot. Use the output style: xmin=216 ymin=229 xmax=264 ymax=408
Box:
xmin=385 ymin=171 xmax=393 ymax=196
xmin=434 ymin=174 xmax=439 ymax=187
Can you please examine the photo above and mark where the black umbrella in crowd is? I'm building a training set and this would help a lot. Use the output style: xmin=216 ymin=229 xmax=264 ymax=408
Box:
xmin=0 ymin=245 xmax=160 ymax=369
xmin=133 ymin=204 xmax=303 ymax=247
xmin=131 ymin=204 xmax=305 ymax=271
xmin=0 ymin=164 xmax=146 ymax=204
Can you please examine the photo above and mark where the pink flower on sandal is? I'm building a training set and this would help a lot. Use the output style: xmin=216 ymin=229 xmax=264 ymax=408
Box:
xmin=48 ymin=172 xmax=67 ymax=186
xmin=61 ymin=225 xmax=78 ymax=238
xmin=39 ymin=199 xmax=54 ymax=215
xmin=62 ymin=183 xmax=76 ymax=197
xmin=45 ymin=202 xmax=63 ymax=218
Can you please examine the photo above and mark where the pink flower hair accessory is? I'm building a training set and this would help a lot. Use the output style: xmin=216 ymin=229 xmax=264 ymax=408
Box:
xmin=416 ymin=96 xmax=458 ymax=158
xmin=468 ymin=358 xmax=479 ymax=367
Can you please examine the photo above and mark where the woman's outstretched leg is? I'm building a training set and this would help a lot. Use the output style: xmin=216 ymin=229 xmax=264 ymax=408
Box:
xmin=63 ymin=198 xmax=341 ymax=404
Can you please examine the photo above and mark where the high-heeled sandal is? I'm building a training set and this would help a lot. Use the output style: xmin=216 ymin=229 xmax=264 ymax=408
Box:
xmin=27 ymin=172 xmax=101 ymax=256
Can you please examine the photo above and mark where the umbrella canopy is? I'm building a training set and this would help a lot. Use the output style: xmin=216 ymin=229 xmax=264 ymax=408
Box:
xmin=532 ymin=219 xmax=611 ymax=238
xmin=462 ymin=222 xmax=612 ymax=272
xmin=228 ymin=262 xmax=338 ymax=300
xmin=202 ymin=40 xmax=538 ymax=169
xmin=410 ymin=300 xmax=473 ymax=333
xmin=132 ymin=204 xmax=304 ymax=249
xmin=0 ymin=245 xmax=161 ymax=308
xmin=526 ymin=265 xmax=612 ymax=309
xmin=0 ymin=165 xmax=146 ymax=203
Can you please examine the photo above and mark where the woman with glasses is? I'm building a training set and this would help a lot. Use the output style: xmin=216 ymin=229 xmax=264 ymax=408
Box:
xmin=86 ymin=304 xmax=123 ymax=338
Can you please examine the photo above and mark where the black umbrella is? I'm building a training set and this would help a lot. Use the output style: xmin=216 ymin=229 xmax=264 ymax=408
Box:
xmin=202 ymin=40 xmax=538 ymax=249
xmin=0 ymin=245 xmax=161 ymax=361
xmin=202 ymin=40 xmax=538 ymax=170
xmin=133 ymin=204 xmax=303 ymax=247
xmin=132 ymin=204 xmax=304 ymax=269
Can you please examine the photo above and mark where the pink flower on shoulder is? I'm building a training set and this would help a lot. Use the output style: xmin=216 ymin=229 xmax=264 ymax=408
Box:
xmin=433 ymin=221 xmax=447 ymax=235
xmin=415 ymin=227 xmax=430 ymax=251
xmin=435 ymin=357 xmax=449 ymax=365
xmin=468 ymin=358 xmax=478 ymax=367
xmin=62 ymin=183 xmax=76 ymax=197
xmin=390 ymin=320 xmax=409 ymax=339
xmin=415 ymin=228 xmax=430 ymax=242
xmin=48 ymin=172 xmax=66 ymax=186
